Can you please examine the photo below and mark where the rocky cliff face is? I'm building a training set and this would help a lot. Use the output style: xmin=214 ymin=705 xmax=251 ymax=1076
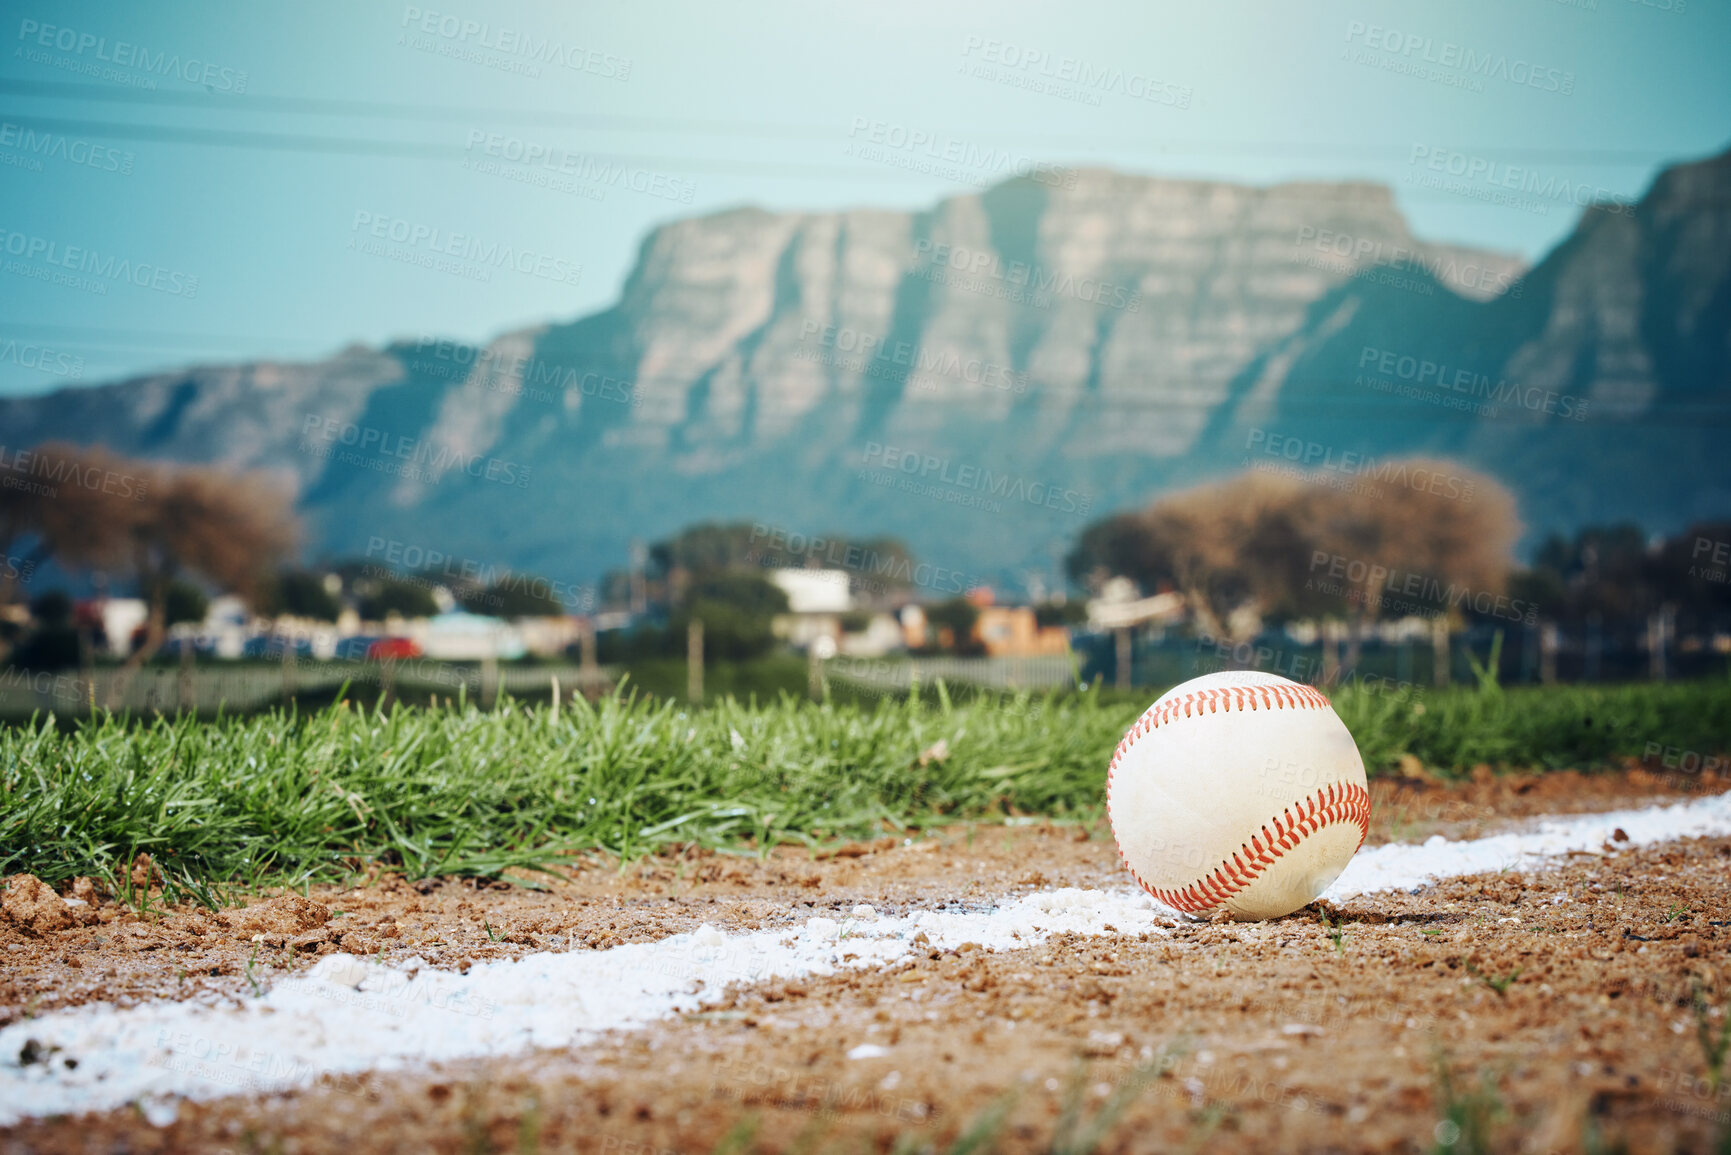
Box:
xmin=1251 ymin=147 xmax=1731 ymax=537
xmin=544 ymin=172 xmax=1523 ymax=465
xmin=3 ymin=153 xmax=1724 ymax=592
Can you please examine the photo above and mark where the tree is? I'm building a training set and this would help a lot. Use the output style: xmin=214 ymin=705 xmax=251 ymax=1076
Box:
xmin=8 ymin=590 xmax=81 ymax=672
xmin=1069 ymin=472 xmax=1312 ymax=641
xmin=1034 ymin=601 xmax=1087 ymax=628
xmin=0 ymin=446 xmax=299 ymax=685
xmin=259 ymin=570 xmax=343 ymax=622
xmin=1520 ymin=524 xmax=1659 ymax=625
xmin=648 ymin=523 xmax=767 ymax=578
xmin=1652 ymin=520 xmax=1731 ymax=633
xmin=1289 ymin=460 xmax=1519 ymax=668
xmin=922 ymin=598 xmax=981 ymax=653
xmin=1066 ymin=512 xmax=1164 ymax=595
xmin=689 ymin=573 xmax=790 ymax=618
xmin=358 ymin=577 xmax=439 ymax=621
xmin=628 ymin=522 xmax=918 ymax=607
xmin=0 ymin=443 xmax=143 ymax=610
xmin=164 ymin=580 xmax=210 ymax=628
xmin=663 ymin=574 xmax=791 ymax=661
xmin=668 ymin=600 xmax=779 ymax=661
xmin=114 ymin=463 xmax=297 ymax=673
xmin=1067 ymin=458 xmax=1520 ymax=663
xmin=457 ymin=577 xmax=564 ymax=618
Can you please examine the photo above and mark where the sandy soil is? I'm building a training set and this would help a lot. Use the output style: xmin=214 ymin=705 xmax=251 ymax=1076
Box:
xmin=3 ymin=766 xmax=1729 ymax=1152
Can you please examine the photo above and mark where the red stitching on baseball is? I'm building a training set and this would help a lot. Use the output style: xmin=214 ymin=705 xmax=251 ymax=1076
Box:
xmin=1107 ymin=682 xmax=1331 ymax=775
xmin=1113 ymin=782 xmax=1370 ymax=915
xmin=1105 ymin=681 xmax=1361 ymax=916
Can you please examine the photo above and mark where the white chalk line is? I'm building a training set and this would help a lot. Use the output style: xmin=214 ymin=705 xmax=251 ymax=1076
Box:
xmin=2 ymin=789 xmax=1729 ymax=1127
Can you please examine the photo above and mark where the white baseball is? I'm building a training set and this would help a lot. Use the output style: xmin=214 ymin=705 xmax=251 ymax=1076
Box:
xmin=1107 ymin=670 xmax=1370 ymax=921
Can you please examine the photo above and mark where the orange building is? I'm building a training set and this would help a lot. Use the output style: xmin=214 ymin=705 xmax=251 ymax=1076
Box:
xmin=972 ymin=605 xmax=1070 ymax=657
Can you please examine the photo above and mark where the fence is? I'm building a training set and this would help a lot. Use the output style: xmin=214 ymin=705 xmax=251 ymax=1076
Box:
xmin=1070 ymin=623 xmax=1731 ymax=690
xmin=0 ymin=661 xmax=615 ymax=719
xmin=823 ymin=654 xmax=1079 ymax=694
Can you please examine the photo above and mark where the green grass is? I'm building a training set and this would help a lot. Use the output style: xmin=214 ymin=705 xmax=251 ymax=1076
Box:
xmin=1332 ymin=677 xmax=1731 ymax=775
xmin=0 ymin=681 xmax=1123 ymax=902
xmin=610 ymin=655 xmax=816 ymax=704
xmin=1429 ymin=1054 xmax=1505 ymax=1155
xmin=1 ymin=678 xmax=1727 ymax=900
xmin=1693 ymin=979 xmax=1731 ymax=1095
xmin=1462 ymin=960 xmax=1523 ymax=997
xmin=694 ymin=1043 xmax=1188 ymax=1155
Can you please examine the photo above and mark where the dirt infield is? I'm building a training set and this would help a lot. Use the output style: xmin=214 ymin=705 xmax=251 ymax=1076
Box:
xmin=3 ymin=766 xmax=1730 ymax=1152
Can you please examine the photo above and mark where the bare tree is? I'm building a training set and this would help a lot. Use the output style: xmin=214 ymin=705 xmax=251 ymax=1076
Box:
xmin=0 ymin=470 xmax=50 ymax=616
xmin=0 ymin=444 xmax=151 ymax=670
xmin=1294 ymin=460 xmax=1519 ymax=670
xmin=116 ymin=464 xmax=299 ymax=672
xmin=0 ymin=446 xmax=300 ymax=697
xmin=0 ymin=443 xmax=141 ymax=607
xmin=1070 ymin=471 xmax=1309 ymax=642
xmin=1069 ymin=458 xmax=1520 ymax=661
xmin=1067 ymin=511 xmax=1166 ymax=596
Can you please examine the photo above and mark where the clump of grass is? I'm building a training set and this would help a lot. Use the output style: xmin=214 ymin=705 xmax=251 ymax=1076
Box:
xmin=1332 ymin=678 xmax=1731 ymax=777
xmin=1048 ymin=1044 xmax=1185 ymax=1155
xmin=1463 ymin=960 xmax=1523 ymax=997
xmin=1582 ymin=1115 xmax=1629 ymax=1155
xmin=2 ymin=679 xmax=1727 ymax=897
xmin=1692 ymin=980 xmax=1731 ymax=1095
xmin=458 ymin=1084 xmax=492 ymax=1155
xmin=243 ymin=943 xmax=264 ymax=996
xmin=0 ymin=686 xmax=1131 ymax=901
xmin=927 ymin=1093 xmax=1015 ymax=1155
xmin=515 ymin=1092 xmax=543 ymax=1155
xmin=1317 ymin=909 xmax=1348 ymax=955
xmin=710 ymin=1115 xmax=760 ymax=1155
xmin=869 ymin=1041 xmax=1184 ymax=1155
xmin=1431 ymin=1054 xmax=1505 ymax=1154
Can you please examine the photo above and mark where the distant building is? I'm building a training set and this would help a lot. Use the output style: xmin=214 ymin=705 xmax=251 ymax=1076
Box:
xmin=769 ymin=569 xmax=852 ymax=614
xmin=1085 ymin=580 xmax=1185 ymax=631
xmin=896 ymin=597 xmax=1069 ymax=657
xmin=515 ymin=615 xmax=584 ymax=657
xmin=200 ymin=595 xmax=253 ymax=659
xmin=839 ymin=612 xmax=904 ymax=658
xmin=98 ymin=599 xmax=147 ymax=657
xmin=412 ymin=612 xmax=527 ymax=661
xmin=899 ymin=604 xmax=927 ymax=650
xmin=770 ymin=569 xmax=852 ymax=652
xmin=973 ymin=605 xmax=1071 ymax=657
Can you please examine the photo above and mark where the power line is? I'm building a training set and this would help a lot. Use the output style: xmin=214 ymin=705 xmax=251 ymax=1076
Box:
xmin=0 ymin=115 xmax=1688 ymax=210
xmin=0 ymin=79 xmax=842 ymax=139
xmin=0 ymin=79 xmax=1694 ymax=164
xmin=0 ymin=114 xmax=945 ymax=179
xmin=0 ymin=323 xmax=317 ymax=349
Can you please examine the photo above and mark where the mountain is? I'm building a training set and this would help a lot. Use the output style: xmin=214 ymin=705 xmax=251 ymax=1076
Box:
xmin=1249 ymin=147 xmax=1731 ymax=536
xmin=2 ymin=151 xmax=1727 ymax=596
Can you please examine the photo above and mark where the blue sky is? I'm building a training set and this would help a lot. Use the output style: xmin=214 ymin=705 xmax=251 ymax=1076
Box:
xmin=1 ymin=0 xmax=1726 ymax=396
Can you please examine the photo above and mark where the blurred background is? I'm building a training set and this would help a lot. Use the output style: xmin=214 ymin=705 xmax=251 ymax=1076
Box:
xmin=1 ymin=0 xmax=1728 ymax=714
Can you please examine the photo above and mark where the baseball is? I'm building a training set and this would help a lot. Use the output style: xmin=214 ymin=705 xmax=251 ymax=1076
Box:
xmin=1107 ymin=670 xmax=1371 ymax=921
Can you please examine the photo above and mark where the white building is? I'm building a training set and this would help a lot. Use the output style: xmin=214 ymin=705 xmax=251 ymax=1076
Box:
xmin=769 ymin=569 xmax=853 ymax=652
xmin=99 ymin=598 xmax=147 ymax=656
xmin=411 ymin=612 xmax=527 ymax=661
xmin=769 ymin=569 xmax=852 ymax=614
xmin=839 ymin=612 xmax=905 ymax=658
